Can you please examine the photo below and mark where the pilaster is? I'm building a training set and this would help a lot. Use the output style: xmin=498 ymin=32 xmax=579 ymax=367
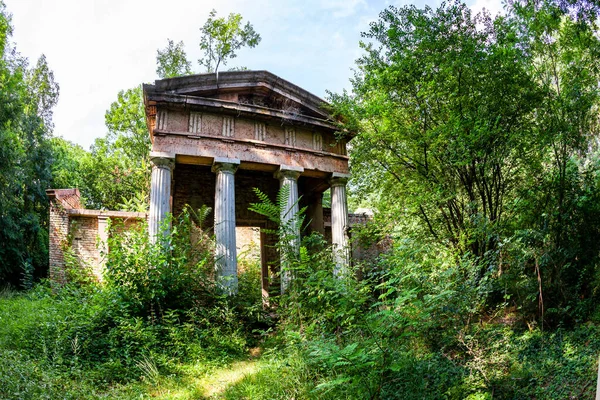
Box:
xmin=97 ymin=215 xmax=109 ymax=280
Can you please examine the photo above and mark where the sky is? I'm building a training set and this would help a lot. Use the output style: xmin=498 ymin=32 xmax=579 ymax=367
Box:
xmin=5 ymin=0 xmax=503 ymax=150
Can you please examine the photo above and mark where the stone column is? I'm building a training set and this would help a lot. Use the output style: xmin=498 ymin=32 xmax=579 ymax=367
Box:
xmin=212 ymin=157 xmax=240 ymax=295
xmin=274 ymin=165 xmax=304 ymax=293
xmin=149 ymin=152 xmax=175 ymax=242
xmin=330 ymin=173 xmax=350 ymax=277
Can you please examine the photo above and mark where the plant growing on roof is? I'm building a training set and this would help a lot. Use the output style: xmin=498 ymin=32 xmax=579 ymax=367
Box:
xmin=198 ymin=9 xmax=261 ymax=74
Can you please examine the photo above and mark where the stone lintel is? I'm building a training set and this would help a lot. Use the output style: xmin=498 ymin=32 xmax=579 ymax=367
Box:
xmin=152 ymin=135 xmax=349 ymax=175
xmin=150 ymin=151 xmax=175 ymax=159
xmin=275 ymin=164 xmax=304 ymax=180
xmin=66 ymin=209 xmax=148 ymax=219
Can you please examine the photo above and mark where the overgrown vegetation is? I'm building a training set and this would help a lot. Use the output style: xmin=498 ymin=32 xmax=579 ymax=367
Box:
xmin=0 ymin=208 xmax=268 ymax=399
xmin=2 ymin=0 xmax=600 ymax=398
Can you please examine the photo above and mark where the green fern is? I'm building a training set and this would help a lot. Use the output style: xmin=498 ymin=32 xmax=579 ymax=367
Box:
xmin=249 ymin=186 xmax=307 ymax=233
xmin=249 ymin=187 xmax=282 ymax=224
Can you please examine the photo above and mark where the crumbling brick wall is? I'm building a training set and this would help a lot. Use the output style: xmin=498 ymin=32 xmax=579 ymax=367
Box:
xmin=69 ymin=215 xmax=99 ymax=276
xmin=46 ymin=189 xmax=147 ymax=283
xmin=47 ymin=189 xmax=74 ymax=284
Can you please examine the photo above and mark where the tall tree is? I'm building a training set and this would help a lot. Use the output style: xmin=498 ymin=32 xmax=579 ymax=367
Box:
xmin=0 ymin=1 xmax=59 ymax=286
xmin=501 ymin=0 xmax=600 ymax=319
xmin=336 ymin=1 xmax=540 ymax=266
xmin=81 ymin=86 xmax=150 ymax=211
xmin=198 ymin=9 xmax=261 ymax=73
xmin=156 ymin=39 xmax=192 ymax=79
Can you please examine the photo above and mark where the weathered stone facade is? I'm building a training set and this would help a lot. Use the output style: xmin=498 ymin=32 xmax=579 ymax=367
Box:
xmin=144 ymin=70 xmax=353 ymax=295
xmin=47 ymin=71 xmax=387 ymax=291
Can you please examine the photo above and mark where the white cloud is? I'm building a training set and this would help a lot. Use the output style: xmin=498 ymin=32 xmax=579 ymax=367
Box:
xmin=332 ymin=31 xmax=346 ymax=48
xmin=322 ymin=0 xmax=367 ymax=18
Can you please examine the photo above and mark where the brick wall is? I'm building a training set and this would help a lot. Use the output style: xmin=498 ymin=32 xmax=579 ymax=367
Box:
xmin=172 ymin=164 xmax=281 ymax=227
xmin=46 ymin=189 xmax=147 ymax=284
xmin=70 ymin=215 xmax=99 ymax=275
xmin=47 ymin=190 xmax=73 ymax=284
xmin=48 ymin=184 xmax=387 ymax=286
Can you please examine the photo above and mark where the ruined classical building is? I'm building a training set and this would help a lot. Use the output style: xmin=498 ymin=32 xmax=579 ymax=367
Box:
xmin=144 ymin=71 xmax=352 ymax=294
xmin=48 ymin=71 xmax=362 ymax=295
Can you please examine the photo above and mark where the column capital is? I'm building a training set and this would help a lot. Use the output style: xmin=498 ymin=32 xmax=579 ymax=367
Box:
xmin=275 ymin=165 xmax=304 ymax=181
xmin=212 ymin=157 xmax=240 ymax=174
xmin=329 ymin=172 xmax=350 ymax=187
xmin=150 ymin=151 xmax=175 ymax=169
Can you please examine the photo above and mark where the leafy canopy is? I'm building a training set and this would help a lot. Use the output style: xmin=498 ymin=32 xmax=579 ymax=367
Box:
xmin=337 ymin=1 xmax=541 ymax=262
xmin=0 ymin=0 xmax=59 ymax=285
xmin=198 ymin=9 xmax=261 ymax=73
xmin=156 ymin=39 xmax=192 ymax=79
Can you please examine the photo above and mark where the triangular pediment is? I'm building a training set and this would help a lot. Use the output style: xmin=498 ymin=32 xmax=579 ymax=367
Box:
xmin=146 ymin=70 xmax=331 ymax=120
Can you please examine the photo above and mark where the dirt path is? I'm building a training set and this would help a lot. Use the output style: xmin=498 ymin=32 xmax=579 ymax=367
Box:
xmin=199 ymin=359 xmax=260 ymax=398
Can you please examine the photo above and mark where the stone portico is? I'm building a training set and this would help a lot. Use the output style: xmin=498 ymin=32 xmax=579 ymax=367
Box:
xmin=144 ymin=70 xmax=352 ymax=295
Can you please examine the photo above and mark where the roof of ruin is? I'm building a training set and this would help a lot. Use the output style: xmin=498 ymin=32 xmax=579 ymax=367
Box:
xmin=143 ymin=70 xmax=350 ymax=136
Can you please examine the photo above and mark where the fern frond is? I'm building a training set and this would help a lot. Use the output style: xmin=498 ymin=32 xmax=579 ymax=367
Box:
xmin=249 ymin=187 xmax=280 ymax=224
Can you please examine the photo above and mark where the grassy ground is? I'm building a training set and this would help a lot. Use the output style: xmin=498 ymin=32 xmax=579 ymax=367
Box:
xmin=0 ymin=342 xmax=314 ymax=399
xmin=0 ymin=286 xmax=312 ymax=400
xmin=2 ymin=286 xmax=600 ymax=399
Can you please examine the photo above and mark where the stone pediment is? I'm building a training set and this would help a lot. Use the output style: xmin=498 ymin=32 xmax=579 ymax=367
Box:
xmin=144 ymin=70 xmax=337 ymax=131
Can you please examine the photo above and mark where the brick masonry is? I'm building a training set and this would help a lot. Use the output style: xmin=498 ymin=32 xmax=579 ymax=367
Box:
xmin=46 ymin=189 xmax=147 ymax=284
xmin=47 ymin=185 xmax=386 ymax=286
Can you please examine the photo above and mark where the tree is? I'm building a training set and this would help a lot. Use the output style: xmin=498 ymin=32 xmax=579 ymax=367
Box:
xmin=104 ymin=86 xmax=150 ymax=163
xmin=337 ymin=1 xmax=541 ymax=266
xmin=156 ymin=39 xmax=192 ymax=79
xmin=335 ymin=0 xmax=600 ymax=323
xmin=198 ymin=9 xmax=261 ymax=73
xmin=49 ymin=137 xmax=89 ymax=191
xmin=501 ymin=0 xmax=600 ymax=322
xmin=0 ymin=1 xmax=59 ymax=286
xmin=80 ymin=86 xmax=150 ymax=211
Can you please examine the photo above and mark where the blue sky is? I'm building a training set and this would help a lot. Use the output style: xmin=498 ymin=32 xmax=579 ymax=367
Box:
xmin=5 ymin=0 xmax=503 ymax=149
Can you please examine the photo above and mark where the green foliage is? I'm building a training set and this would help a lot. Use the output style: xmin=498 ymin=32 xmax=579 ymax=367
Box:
xmin=339 ymin=1 xmax=541 ymax=265
xmin=198 ymin=9 xmax=261 ymax=73
xmin=156 ymin=39 xmax=192 ymax=79
xmin=333 ymin=0 xmax=600 ymax=326
xmin=0 ymin=206 xmax=271 ymax=396
xmin=104 ymin=86 xmax=149 ymax=162
xmin=3 ymin=0 xmax=600 ymax=398
xmin=495 ymin=0 xmax=600 ymax=325
xmin=68 ymin=86 xmax=151 ymax=211
xmin=105 ymin=207 xmax=217 ymax=317
xmin=49 ymin=86 xmax=150 ymax=212
xmin=49 ymin=137 xmax=88 ymax=192
xmin=154 ymin=10 xmax=262 ymax=78
xmin=0 ymin=1 xmax=59 ymax=286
